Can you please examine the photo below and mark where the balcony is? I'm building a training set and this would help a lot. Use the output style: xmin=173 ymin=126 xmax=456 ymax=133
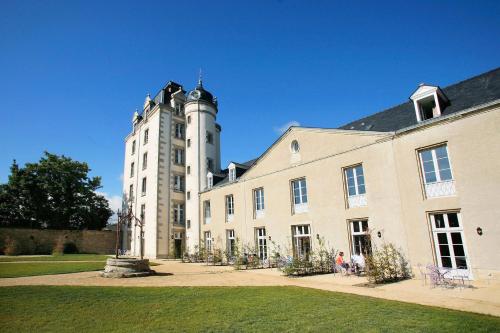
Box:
xmin=348 ymin=194 xmax=367 ymax=208
xmin=425 ymin=180 xmax=456 ymax=198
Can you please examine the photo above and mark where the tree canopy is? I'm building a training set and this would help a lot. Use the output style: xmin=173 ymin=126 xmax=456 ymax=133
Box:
xmin=0 ymin=152 xmax=113 ymax=230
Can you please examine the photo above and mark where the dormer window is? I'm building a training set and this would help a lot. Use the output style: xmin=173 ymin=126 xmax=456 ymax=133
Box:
xmin=410 ymin=84 xmax=449 ymax=122
xmin=228 ymin=163 xmax=236 ymax=183
xmin=207 ymin=172 xmax=213 ymax=190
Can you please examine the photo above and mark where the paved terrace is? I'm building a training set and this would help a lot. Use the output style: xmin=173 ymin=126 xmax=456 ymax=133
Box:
xmin=1 ymin=260 xmax=499 ymax=317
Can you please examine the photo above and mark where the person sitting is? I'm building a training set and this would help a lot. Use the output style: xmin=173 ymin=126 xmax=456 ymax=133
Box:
xmin=336 ymin=252 xmax=350 ymax=274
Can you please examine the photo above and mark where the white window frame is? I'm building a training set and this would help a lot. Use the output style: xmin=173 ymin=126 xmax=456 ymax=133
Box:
xmin=130 ymin=162 xmax=134 ymax=178
xmin=292 ymin=224 xmax=311 ymax=259
xmin=207 ymin=173 xmax=213 ymax=189
xmin=229 ymin=167 xmax=236 ymax=183
xmin=173 ymin=203 xmax=184 ymax=225
xmin=429 ymin=212 xmax=471 ymax=278
xmin=129 ymin=184 xmax=133 ymax=201
xmin=291 ymin=178 xmax=308 ymax=214
xmin=140 ymin=204 xmax=146 ymax=222
xmin=203 ymin=200 xmax=211 ymax=224
xmin=256 ymin=227 xmax=268 ymax=261
xmin=226 ymin=229 xmax=236 ymax=257
xmin=175 ymin=103 xmax=184 ymax=116
xmin=131 ymin=140 xmax=136 ymax=155
xmin=174 ymin=175 xmax=184 ymax=192
xmin=143 ymin=129 xmax=149 ymax=144
xmin=174 ymin=148 xmax=184 ymax=165
xmin=419 ymin=144 xmax=455 ymax=198
xmin=344 ymin=164 xmax=367 ymax=208
xmin=175 ymin=123 xmax=184 ymax=139
xmin=254 ymin=187 xmax=265 ymax=219
xmin=226 ymin=194 xmax=234 ymax=223
xmin=349 ymin=220 xmax=371 ymax=256
xmin=205 ymin=231 xmax=212 ymax=253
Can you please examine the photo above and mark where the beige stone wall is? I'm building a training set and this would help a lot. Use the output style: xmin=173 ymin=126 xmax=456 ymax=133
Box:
xmin=199 ymin=105 xmax=500 ymax=278
xmin=0 ymin=228 xmax=117 ymax=254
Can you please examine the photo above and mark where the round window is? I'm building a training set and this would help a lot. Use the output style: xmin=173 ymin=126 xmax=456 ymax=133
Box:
xmin=291 ymin=140 xmax=300 ymax=153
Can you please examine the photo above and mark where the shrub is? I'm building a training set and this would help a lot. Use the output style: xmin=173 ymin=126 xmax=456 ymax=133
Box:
xmin=365 ymin=243 xmax=412 ymax=284
xmin=53 ymin=236 xmax=78 ymax=255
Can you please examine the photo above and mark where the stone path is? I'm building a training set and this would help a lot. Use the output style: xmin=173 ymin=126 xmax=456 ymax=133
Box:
xmin=1 ymin=260 xmax=499 ymax=317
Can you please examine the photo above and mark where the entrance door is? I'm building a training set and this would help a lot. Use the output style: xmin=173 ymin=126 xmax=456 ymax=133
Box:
xmin=430 ymin=212 xmax=471 ymax=278
xmin=174 ymin=239 xmax=182 ymax=259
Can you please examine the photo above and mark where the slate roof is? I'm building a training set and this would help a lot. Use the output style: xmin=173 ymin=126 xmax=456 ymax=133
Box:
xmin=211 ymin=158 xmax=258 ymax=188
xmin=339 ymin=67 xmax=500 ymax=132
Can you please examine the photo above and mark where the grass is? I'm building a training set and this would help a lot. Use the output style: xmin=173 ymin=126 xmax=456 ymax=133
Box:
xmin=0 ymin=255 xmax=158 ymax=278
xmin=0 ymin=286 xmax=498 ymax=332
xmin=0 ymin=254 xmax=111 ymax=262
xmin=0 ymin=262 xmax=105 ymax=278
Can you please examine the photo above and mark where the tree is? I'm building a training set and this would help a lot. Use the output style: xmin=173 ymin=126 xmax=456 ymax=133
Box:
xmin=0 ymin=152 xmax=112 ymax=230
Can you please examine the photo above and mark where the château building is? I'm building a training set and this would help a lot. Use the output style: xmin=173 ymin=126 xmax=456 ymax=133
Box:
xmin=123 ymin=68 xmax=500 ymax=279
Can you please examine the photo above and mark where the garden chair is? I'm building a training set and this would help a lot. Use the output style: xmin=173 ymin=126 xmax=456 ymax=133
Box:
xmin=417 ymin=263 xmax=429 ymax=285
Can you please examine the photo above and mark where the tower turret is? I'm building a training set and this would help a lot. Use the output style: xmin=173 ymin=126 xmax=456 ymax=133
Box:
xmin=184 ymin=78 xmax=221 ymax=252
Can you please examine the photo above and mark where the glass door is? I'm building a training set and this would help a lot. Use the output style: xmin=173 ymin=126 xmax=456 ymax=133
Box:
xmin=430 ymin=212 xmax=471 ymax=278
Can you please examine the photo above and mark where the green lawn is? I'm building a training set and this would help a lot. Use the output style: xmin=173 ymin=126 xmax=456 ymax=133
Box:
xmin=0 ymin=254 xmax=111 ymax=262
xmin=0 ymin=262 xmax=106 ymax=278
xmin=0 ymin=286 xmax=498 ymax=332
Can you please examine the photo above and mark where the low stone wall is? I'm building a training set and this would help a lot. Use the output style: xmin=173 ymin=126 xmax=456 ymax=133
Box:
xmin=0 ymin=228 xmax=116 ymax=254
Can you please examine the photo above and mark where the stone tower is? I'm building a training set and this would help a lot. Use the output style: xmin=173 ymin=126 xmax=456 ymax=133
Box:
xmin=184 ymin=78 xmax=221 ymax=252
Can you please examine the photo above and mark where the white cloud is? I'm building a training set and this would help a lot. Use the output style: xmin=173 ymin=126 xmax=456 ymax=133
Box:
xmin=95 ymin=191 xmax=123 ymax=225
xmin=274 ymin=120 xmax=300 ymax=135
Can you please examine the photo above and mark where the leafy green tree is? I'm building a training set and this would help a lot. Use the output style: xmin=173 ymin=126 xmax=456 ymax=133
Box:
xmin=0 ymin=152 xmax=112 ymax=230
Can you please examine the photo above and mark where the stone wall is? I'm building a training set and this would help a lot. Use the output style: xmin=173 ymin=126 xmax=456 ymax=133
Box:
xmin=0 ymin=228 xmax=117 ymax=254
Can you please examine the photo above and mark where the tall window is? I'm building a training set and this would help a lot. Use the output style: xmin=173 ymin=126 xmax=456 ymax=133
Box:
xmin=187 ymin=166 xmax=191 ymax=175
xmin=130 ymin=162 xmax=134 ymax=178
xmin=174 ymin=148 xmax=184 ymax=165
xmin=174 ymin=175 xmax=184 ymax=192
xmin=144 ymin=129 xmax=149 ymax=144
xmin=203 ymin=200 xmax=211 ymax=224
xmin=187 ymin=191 xmax=190 ymax=200
xmin=254 ymin=188 xmax=265 ymax=218
xmin=256 ymin=228 xmax=268 ymax=260
xmin=344 ymin=164 xmax=367 ymax=207
xmin=187 ymin=139 xmax=191 ymax=147
xmin=292 ymin=225 xmax=311 ymax=259
xmin=174 ymin=203 xmax=185 ymax=225
xmin=140 ymin=204 xmax=146 ymax=222
xmin=142 ymin=152 xmax=148 ymax=170
xmin=187 ymin=115 xmax=191 ymax=124
xmin=229 ymin=167 xmax=236 ymax=182
xmin=207 ymin=158 xmax=214 ymax=172
xmin=350 ymin=220 xmax=371 ymax=256
xmin=204 ymin=231 xmax=212 ymax=252
xmin=175 ymin=103 xmax=184 ymax=116
xmin=207 ymin=174 xmax=213 ymax=189
xmin=175 ymin=123 xmax=185 ymax=139
xmin=225 ymin=195 xmax=234 ymax=222
xmin=291 ymin=178 xmax=308 ymax=213
xmin=206 ymin=131 xmax=214 ymax=144
xmin=141 ymin=177 xmax=147 ymax=196
xmin=129 ymin=184 xmax=133 ymax=201
xmin=226 ymin=230 xmax=236 ymax=258
xmin=419 ymin=144 xmax=455 ymax=198
xmin=430 ymin=212 xmax=469 ymax=273
xmin=131 ymin=140 xmax=136 ymax=155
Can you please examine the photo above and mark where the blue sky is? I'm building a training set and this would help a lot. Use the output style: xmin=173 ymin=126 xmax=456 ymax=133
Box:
xmin=0 ymin=1 xmax=499 ymax=211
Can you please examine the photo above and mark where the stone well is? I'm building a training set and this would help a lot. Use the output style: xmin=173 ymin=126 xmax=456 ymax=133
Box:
xmin=101 ymin=258 xmax=154 ymax=278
